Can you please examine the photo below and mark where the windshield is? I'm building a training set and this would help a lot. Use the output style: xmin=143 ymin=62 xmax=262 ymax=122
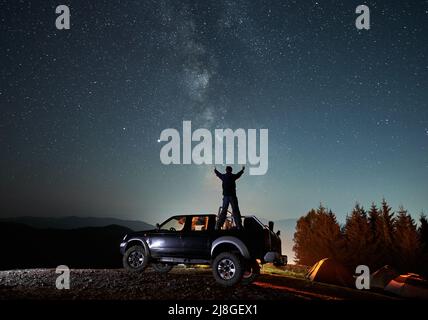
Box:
xmin=159 ymin=216 xmax=186 ymax=231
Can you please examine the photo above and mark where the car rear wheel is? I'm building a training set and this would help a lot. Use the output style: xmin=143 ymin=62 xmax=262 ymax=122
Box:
xmin=212 ymin=252 xmax=243 ymax=286
xmin=123 ymin=245 xmax=148 ymax=272
xmin=241 ymin=259 xmax=260 ymax=285
xmin=152 ymin=263 xmax=174 ymax=273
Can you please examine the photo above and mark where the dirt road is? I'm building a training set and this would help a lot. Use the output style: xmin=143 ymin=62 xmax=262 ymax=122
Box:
xmin=0 ymin=268 xmax=395 ymax=300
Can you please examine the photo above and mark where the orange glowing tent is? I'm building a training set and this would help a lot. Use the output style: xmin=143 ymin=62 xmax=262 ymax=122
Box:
xmin=370 ymin=265 xmax=399 ymax=289
xmin=306 ymin=258 xmax=354 ymax=287
xmin=384 ymin=273 xmax=428 ymax=299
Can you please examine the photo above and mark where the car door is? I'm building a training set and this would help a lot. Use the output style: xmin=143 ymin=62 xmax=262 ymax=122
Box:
xmin=180 ymin=215 xmax=213 ymax=259
xmin=148 ymin=216 xmax=187 ymax=257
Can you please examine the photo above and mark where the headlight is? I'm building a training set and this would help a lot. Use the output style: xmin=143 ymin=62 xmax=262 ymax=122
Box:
xmin=122 ymin=234 xmax=128 ymax=241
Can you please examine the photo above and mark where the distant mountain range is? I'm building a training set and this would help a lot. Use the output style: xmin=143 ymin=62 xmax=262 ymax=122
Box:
xmin=0 ymin=215 xmax=297 ymax=270
xmin=0 ymin=216 xmax=154 ymax=231
xmin=0 ymin=222 xmax=132 ymax=270
xmin=0 ymin=216 xmax=155 ymax=270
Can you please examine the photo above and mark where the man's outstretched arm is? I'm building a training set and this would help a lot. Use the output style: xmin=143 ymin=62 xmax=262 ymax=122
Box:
xmin=214 ymin=167 xmax=222 ymax=179
xmin=234 ymin=166 xmax=245 ymax=179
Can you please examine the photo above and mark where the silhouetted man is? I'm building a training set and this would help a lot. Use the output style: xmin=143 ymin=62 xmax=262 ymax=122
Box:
xmin=214 ymin=165 xmax=245 ymax=230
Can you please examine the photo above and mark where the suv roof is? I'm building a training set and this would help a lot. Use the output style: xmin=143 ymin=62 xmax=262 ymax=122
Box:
xmin=172 ymin=214 xmax=217 ymax=216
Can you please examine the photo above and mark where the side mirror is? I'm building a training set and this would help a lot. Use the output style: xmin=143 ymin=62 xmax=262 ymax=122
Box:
xmin=268 ymin=221 xmax=274 ymax=231
xmin=156 ymin=223 xmax=160 ymax=230
xmin=276 ymin=230 xmax=281 ymax=236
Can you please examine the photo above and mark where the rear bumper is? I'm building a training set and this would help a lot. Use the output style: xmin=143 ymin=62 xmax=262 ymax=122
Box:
xmin=263 ymin=252 xmax=287 ymax=266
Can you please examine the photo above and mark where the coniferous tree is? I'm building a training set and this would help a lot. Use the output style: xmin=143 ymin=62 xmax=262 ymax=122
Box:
xmin=419 ymin=214 xmax=428 ymax=253
xmin=367 ymin=203 xmax=382 ymax=268
xmin=319 ymin=208 xmax=344 ymax=261
xmin=418 ymin=214 xmax=428 ymax=275
xmin=394 ymin=206 xmax=421 ymax=272
xmin=293 ymin=209 xmax=317 ymax=265
xmin=378 ymin=199 xmax=395 ymax=266
xmin=343 ymin=203 xmax=372 ymax=268
xmin=293 ymin=205 xmax=343 ymax=265
xmin=366 ymin=199 xmax=396 ymax=268
xmin=293 ymin=201 xmax=426 ymax=273
xmin=380 ymin=199 xmax=395 ymax=246
xmin=368 ymin=203 xmax=379 ymax=233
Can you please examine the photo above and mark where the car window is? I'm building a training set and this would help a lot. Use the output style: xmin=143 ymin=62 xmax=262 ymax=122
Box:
xmin=191 ymin=216 xmax=209 ymax=231
xmin=220 ymin=215 xmax=244 ymax=230
xmin=160 ymin=216 xmax=186 ymax=231
xmin=221 ymin=217 xmax=234 ymax=230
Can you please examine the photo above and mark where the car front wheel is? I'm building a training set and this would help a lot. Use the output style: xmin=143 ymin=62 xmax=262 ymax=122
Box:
xmin=123 ymin=245 xmax=148 ymax=272
xmin=212 ymin=252 xmax=243 ymax=286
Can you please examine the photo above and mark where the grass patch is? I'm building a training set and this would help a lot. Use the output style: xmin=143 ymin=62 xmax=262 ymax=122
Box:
xmin=261 ymin=264 xmax=308 ymax=278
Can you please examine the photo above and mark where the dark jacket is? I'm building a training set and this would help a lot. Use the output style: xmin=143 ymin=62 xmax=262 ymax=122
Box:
xmin=214 ymin=168 xmax=244 ymax=196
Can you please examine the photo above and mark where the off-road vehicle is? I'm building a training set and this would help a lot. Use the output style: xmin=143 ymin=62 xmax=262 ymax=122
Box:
xmin=120 ymin=212 xmax=287 ymax=286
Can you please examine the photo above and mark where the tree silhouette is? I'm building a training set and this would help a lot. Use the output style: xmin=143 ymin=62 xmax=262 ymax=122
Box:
xmin=367 ymin=203 xmax=382 ymax=268
xmin=293 ymin=205 xmax=342 ymax=265
xmin=368 ymin=202 xmax=379 ymax=233
xmin=293 ymin=209 xmax=317 ymax=265
xmin=393 ymin=206 xmax=421 ymax=272
xmin=293 ymin=200 xmax=426 ymax=275
xmin=343 ymin=203 xmax=372 ymax=268
xmin=419 ymin=213 xmax=428 ymax=253
xmin=366 ymin=199 xmax=396 ymax=268
xmin=380 ymin=199 xmax=395 ymax=247
xmin=419 ymin=214 xmax=428 ymax=275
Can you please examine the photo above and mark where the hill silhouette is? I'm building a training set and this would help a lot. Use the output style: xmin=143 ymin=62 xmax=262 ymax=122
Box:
xmin=0 ymin=222 xmax=136 ymax=270
xmin=0 ymin=216 xmax=153 ymax=231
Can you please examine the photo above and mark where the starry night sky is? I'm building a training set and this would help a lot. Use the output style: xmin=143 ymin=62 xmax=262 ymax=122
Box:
xmin=1 ymin=1 xmax=427 ymax=224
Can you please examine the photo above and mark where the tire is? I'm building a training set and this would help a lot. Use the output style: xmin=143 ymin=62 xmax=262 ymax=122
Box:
xmin=212 ymin=252 xmax=244 ymax=286
xmin=152 ymin=262 xmax=174 ymax=273
xmin=123 ymin=245 xmax=148 ymax=272
xmin=241 ymin=259 xmax=260 ymax=285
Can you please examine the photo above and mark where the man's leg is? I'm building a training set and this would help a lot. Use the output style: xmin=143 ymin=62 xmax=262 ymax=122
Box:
xmin=230 ymin=196 xmax=243 ymax=229
xmin=215 ymin=197 xmax=230 ymax=230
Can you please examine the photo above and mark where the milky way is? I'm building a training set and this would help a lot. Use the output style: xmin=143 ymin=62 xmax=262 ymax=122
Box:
xmin=1 ymin=1 xmax=427 ymax=223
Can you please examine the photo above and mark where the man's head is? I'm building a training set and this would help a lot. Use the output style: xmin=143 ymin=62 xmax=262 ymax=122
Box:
xmin=226 ymin=166 xmax=233 ymax=173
